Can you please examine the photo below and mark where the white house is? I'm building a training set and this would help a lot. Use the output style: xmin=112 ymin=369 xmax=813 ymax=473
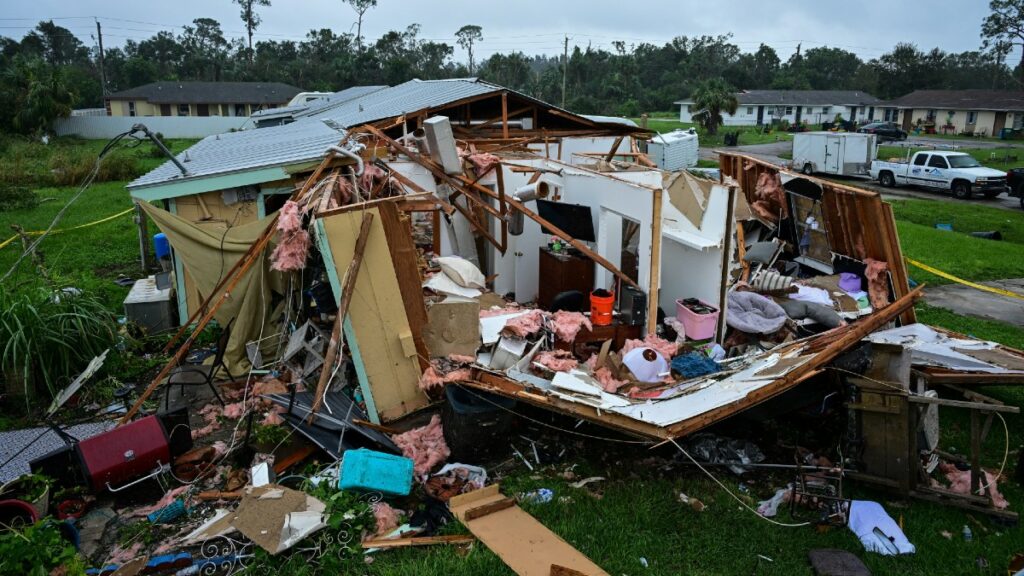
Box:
xmin=876 ymin=90 xmax=1024 ymax=137
xmin=675 ymin=90 xmax=882 ymax=126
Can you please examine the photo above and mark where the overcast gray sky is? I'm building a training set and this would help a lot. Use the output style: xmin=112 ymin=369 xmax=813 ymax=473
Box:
xmin=0 ymin=0 xmax=1002 ymax=63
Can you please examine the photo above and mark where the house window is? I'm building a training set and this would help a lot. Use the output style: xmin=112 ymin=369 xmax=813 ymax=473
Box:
xmin=746 ymin=107 xmax=754 ymax=115
xmin=235 ymin=104 xmax=247 ymax=116
xmin=967 ymin=111 xmax=977 ymax=124
xmin=804 ymin=106 xmax=812 ymax=114
xmin=822 ymin=106 xmax=832 ymax=115
xmin=128 ymin=101 xmax=136 ymax=117
xmin=785 ymin=106 xmax=793 ymax=116
xmin=927 ymin=109 xmax=937 ymax=121
xmin=177 ymin=104 xmax=190 ymax=117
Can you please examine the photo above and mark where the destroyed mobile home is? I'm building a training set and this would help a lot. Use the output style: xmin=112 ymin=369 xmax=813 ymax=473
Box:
xmin=2 ymin=79 xmax=1022 ymax=574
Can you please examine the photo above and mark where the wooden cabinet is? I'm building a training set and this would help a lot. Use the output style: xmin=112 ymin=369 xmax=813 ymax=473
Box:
xmin=537 ymin=247 xmax=594 ymax=310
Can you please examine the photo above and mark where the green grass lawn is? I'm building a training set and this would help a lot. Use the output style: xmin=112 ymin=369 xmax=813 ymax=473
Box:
xmin=878 ymin=144 xmax=1024 ymax=171
xmin=890 ymin=198 xmax=1024 ymax=286
xmin=0 ymin=136 xmax=195 ymax=307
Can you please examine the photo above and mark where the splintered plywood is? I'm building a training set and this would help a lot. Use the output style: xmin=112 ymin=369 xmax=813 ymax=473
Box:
xmin=317 ymin=208 xmax=428 ymax=423
xmin=450 ymin=484 xmax=609 ymax=576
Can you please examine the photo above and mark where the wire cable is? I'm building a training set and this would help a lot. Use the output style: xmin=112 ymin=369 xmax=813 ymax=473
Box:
xmin=669 ymin=438 xmax=811 ymax=528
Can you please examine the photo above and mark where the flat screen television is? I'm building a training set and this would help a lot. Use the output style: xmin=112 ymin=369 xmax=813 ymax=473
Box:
xmin=535 ymin=200 xmax=596 ymax=242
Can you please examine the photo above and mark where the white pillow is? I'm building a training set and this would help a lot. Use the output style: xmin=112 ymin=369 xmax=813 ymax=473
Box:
xmin=436 ymin=256 xmax=486 ymax=289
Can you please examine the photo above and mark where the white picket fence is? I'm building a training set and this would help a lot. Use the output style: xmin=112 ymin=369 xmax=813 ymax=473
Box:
xmin=53 ymin=115 xmax=254 ymax=139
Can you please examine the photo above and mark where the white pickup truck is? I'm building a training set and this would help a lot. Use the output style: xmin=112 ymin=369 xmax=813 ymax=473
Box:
xmin=869 ymin=150 xmax=1008 ymax=199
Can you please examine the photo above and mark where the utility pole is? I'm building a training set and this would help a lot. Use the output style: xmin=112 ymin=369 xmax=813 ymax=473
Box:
xmin=95 ymin=19 xmax=107 ymax=96
xmin=561 ymin=35 xmax=568 ymax=109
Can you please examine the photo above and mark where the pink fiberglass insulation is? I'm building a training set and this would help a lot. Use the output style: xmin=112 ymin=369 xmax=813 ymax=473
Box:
xmin=193 ymin=404 xmax=224 ymax=440
xmin=502 ymin=309 xmax=546 ymax=338
xmin=222 ymin=402 xmax=247 ymax=420
xmin=751 ymin=172 xmax=787 ymax=223
xmin=418 ymin=362 xmax=473 ymax=391
xmin=621 ymin=333 xmax=679 ymax=361
xmin=447 ymin=354 xmax=477 ymax=365
xmin=550 ymin=311 xmax=592 ymax=342
xmin=106 ymin=541 xmax=145 ymax=566
xmin=270 ymin=200 xmax=311 ymax=272
xmin=863 ymin=258 xmax=890 ymax=309
xmin=359 ymin=163 xmax=385 ymax=192
xmin=466 ymin=152 xmax=501 ymax=177
xmin=371 ymin=502 xmax=401 ymax=536
xmin=392 ymin=414 xmax=450 ymax=476
xmin=593 ymin=367 xmax=629 ymax=393
xmin=127 ymin=485 xmax=189 ymax=518
xmin=261 ymin=410 xmax=284 ymax=426
xmin=938 ymin=462 xmax=1009 ymax=509
xmin=534 ymin=349 xmax=578 ymax=372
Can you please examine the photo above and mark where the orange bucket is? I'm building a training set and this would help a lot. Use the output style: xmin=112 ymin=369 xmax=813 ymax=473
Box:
xmin=590 ymin=289 xmax=615 ymax=326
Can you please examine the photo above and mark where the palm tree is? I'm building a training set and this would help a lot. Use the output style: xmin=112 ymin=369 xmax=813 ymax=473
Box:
xmin=691 ymin=78 xmax=738 ymax=136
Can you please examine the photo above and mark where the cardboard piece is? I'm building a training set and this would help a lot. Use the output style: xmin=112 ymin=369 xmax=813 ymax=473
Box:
xmin=186 ymin=485 xmax=325 ymax=555
xmin=450 ymin=484 xmax=609 ymax=576
xmin=424 ymin=298 xmax=481 ymax=358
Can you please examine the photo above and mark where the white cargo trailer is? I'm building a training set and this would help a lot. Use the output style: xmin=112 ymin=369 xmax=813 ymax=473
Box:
xmin=648 ymin=129 xmax=699 ymax=170
xmin=792 ymin=132 xmax=877 ymax=177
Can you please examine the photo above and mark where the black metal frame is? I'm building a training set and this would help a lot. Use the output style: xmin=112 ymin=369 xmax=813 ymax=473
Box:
xmin=164 ymin=319 xmax=236 ymax=409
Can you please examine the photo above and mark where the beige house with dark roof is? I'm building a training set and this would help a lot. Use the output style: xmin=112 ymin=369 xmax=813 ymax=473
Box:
xmin=105 ymin=81 xmax=303 ymax=118
xmin=876 ymin=90 xmax=1024 ymax=136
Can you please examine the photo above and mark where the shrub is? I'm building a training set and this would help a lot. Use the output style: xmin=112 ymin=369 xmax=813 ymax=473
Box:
xmin=0 ymin=185 xmax=39 ymax=212
xmin=0 ymin=287 xmax=118 ymax=407
xmin=49 ymin=148 xmax=142 ymax=186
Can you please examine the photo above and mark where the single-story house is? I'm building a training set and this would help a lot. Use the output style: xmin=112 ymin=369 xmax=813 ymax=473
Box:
xmin=105 ymin=81 xmax=304 ymax=118
xmin=127 ymin=78 xmax=648 ymax=331
xmin=675 ymin=90 xmax=882 ymax=126
xmin=875 ymin=90 xmax=1024 ymax=137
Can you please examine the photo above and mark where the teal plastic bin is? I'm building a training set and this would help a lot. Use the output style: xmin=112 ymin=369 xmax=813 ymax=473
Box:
xmin=339 ymin=449 xmax=413 ymax=496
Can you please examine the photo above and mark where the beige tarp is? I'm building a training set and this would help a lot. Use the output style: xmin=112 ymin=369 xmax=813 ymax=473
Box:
xmin=140 ymin=202 xmax=285 ymax=374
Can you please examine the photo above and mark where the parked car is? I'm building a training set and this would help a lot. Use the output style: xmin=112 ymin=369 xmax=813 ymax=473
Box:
xmin=858 ymin=122 xmax=908 ymax=142
xmin=1007 ymin=167 xmax=1024 ymax=208
xmin=869 ymin=151 xmax=1008 ymax=199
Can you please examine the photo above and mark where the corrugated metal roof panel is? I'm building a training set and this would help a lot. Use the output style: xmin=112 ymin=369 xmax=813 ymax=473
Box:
xmin=128 ymin=80 xmax=496 ymax=191
xmin=304 ymin=78 xmax=499 ymax=125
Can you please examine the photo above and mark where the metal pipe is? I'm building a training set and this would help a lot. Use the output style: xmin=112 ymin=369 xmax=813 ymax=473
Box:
xmin=130 ymin=123 xmax=189 ymax=176
xmin=326 ymin=144 xmax=364 ymax=177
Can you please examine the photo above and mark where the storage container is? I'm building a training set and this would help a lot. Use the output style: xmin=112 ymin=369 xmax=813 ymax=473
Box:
xmin=442 ymin=385 xmax=516 ymax=462
xmin=675 ymin=299 xmax=719 ymax=341
xmin=339 ymin=449 xmax=413 ymax=496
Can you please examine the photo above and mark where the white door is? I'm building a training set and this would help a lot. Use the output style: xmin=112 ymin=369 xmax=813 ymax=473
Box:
xmin=825 ymin=136 xmax=842 ymax=173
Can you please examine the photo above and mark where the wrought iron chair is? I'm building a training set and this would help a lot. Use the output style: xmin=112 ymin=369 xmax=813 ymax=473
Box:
xmin=164 ymin=319 xmax=235 ymax=409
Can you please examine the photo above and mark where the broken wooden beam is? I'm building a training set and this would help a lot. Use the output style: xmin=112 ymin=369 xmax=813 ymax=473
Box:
xmin=361 ymin=535 xmax=476 ymax=549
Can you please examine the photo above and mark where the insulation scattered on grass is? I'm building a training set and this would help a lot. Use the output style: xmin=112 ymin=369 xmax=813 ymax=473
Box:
xmin=371 ymin=502 xmax=402 ymax=536
xmin=392 ymin=414 xmax=450 ymax=476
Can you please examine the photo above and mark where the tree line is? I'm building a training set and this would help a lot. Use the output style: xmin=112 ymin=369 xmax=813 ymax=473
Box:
xmin=0 ymin=0 xmax=1021 ymax=135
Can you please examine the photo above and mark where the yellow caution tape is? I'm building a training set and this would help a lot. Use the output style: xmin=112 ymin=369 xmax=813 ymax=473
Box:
xmin=0 ymin=207 xmax=135 ymax=251
xmin=905 ymin=257 xmax=1024 ymax=301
